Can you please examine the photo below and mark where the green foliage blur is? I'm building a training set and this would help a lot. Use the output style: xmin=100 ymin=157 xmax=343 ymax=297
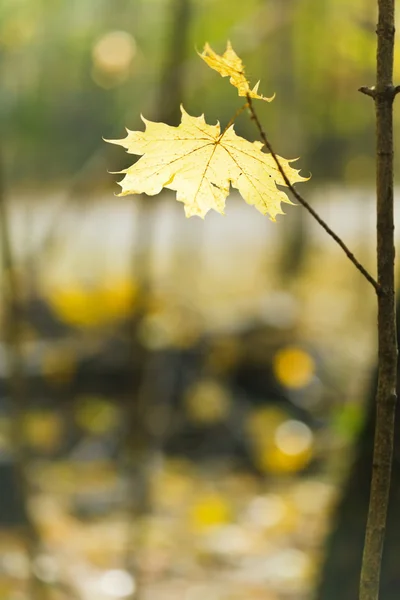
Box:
xmin=0 ymin=0 xmax=393 ymax=187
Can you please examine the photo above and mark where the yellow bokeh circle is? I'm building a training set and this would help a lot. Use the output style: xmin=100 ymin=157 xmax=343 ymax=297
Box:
xmin=273 ymin=346 xmax=315 ymax=389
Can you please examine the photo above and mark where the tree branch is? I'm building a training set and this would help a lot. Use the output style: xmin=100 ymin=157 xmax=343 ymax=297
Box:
xmin=246 ymin=95 xmax=380 ymax=293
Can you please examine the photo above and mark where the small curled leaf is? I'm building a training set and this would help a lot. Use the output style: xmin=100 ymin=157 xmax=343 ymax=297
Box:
xmin=198 ymin=41 xmax=275 ymax=102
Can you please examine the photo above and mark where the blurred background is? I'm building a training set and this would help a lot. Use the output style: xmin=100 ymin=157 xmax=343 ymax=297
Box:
xmin=0 ymin=0 xmax=397 ymax=599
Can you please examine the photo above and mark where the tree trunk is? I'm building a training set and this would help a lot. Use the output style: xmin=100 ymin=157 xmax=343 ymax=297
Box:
xmin=317 ymin=3 xmax=398 ymax=599
xmin=316 ymin=319 xmax=400 ymax=599
xmin=358 ymin=2 xmax=398 ymax=598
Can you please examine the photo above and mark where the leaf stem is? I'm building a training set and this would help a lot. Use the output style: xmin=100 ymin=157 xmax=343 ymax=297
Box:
xmin=222 ymin=102 xmax=249 ymax=135
xmin=246 ymin=94 xmax=380 ymax=293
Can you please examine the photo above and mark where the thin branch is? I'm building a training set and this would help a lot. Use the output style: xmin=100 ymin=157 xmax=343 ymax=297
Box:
xmin=359 ymin=83 xmax=400 ymax=100
xmin=222 ymin=102 xmax=249 ymax=134
xmin=246 ymin=95 xmax=380 ymax=294
xmin=359 ymin=86 xmax=378 ymax=98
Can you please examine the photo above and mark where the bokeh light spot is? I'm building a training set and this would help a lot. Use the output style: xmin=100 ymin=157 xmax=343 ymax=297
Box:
xmin=98 ymin=569 xmax=136 ymax=598
xmin=93 ymin=30 xmax=136 ymax=73
xmin=74 ymin=396 xmax=120 ymax=434
xmin=275 ymin=420 xmax=313 ymax=456
xmin=273 ymin=346 xmax=315 ymax=389
xmin=189 ymin=492 xmax=231 ymax=532
xmin=185 ymin=379 xmax=231 ymax=424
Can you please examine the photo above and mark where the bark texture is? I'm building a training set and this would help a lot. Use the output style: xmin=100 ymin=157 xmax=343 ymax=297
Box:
xmin=359 ymin=2 xmax=398 ymax=599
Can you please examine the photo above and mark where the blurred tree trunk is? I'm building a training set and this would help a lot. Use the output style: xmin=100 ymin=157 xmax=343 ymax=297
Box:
xmin=156 ymin=0 xmax=191 ymax=124
xmin=0 ymin=160 xmax=48 ymax=599
xmin=316 ymin=315 xmax=400 ymax=600
xmin=125 ymin=0 xmax=192 ymax=468
xmin=272 ymin=0 xmax=308 ymax=281
xmin=123 ymin=4 xmax=192 ymax=594
xmin=125 ymin=0 xmax=193 ymax=475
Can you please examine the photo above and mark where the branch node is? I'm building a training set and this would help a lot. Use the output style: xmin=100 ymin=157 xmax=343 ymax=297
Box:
xmin=359 ymin=86 xmax=376 ymax=99
xmin=360 ymin=85 xmax=400 ymax=101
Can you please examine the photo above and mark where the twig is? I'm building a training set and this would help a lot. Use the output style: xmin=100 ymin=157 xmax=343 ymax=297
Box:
xmin=246 ymin=95 xmax=380 ymax=294
xmin=222 ymin=102 xmax=249 ymax=134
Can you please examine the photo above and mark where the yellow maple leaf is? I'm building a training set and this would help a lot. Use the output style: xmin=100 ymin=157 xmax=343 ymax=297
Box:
xmin=199 ymin=41 xmax=275 ymax=102
xmin=107 ymin=106 xmax=307 ymax=220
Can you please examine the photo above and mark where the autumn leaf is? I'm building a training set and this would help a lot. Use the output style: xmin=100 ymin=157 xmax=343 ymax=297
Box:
xmin=106 ymin=106 xmax=307 ymax=220
xmin=198 ymin=41 xmax=274 ymax=102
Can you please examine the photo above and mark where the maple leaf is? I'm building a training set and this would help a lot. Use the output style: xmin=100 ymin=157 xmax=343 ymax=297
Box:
xmin=198 ymin=41 xmax=275 ymax=102
xmin=106 ymin=106 xmax=307 ymax=220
